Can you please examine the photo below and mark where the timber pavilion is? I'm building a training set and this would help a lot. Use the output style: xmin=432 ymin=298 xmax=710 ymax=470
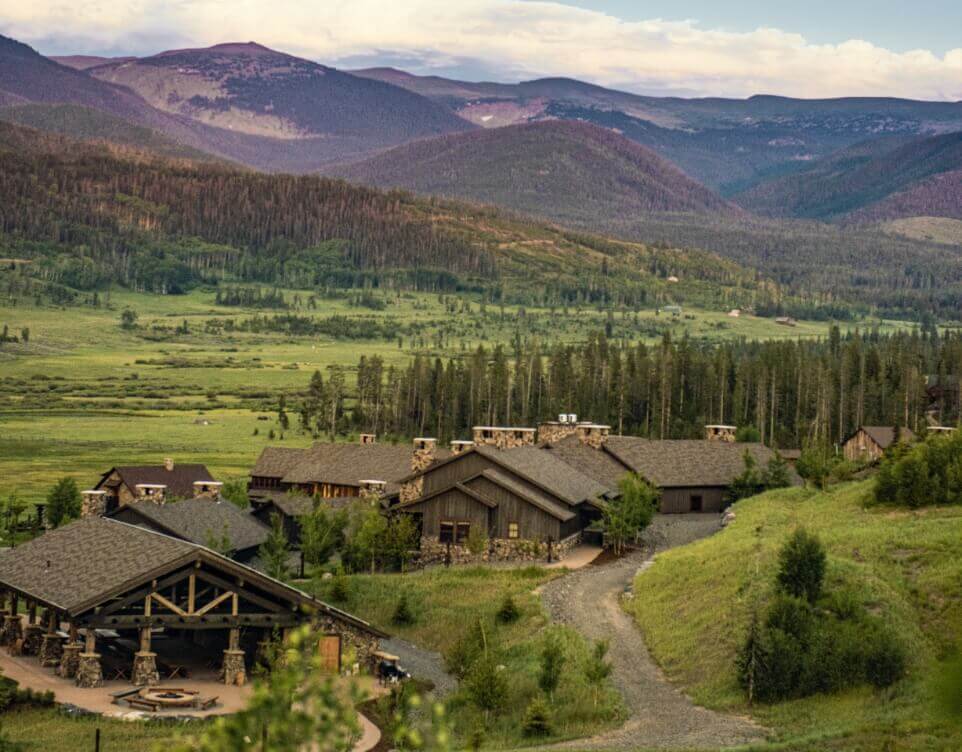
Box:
xmin=0 ymin=517 xmax=384 ymax=691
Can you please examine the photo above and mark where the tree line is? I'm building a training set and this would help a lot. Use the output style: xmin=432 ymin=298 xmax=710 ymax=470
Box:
xmin=291 ymin=323 xmax=958 ymax=451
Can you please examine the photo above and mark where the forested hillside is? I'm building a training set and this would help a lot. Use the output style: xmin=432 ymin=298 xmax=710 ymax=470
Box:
xmin=0 ymin=121 xmax=760 ymax=308
xmin=330 ymin=120 xmax=739 ymax=222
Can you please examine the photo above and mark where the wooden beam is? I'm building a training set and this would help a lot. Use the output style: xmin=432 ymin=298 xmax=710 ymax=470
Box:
xmin=99 ymin=568 xmax=196 ymax=617
xmin=194 ymin=570 xmax=288 ymax=614
xmin=150 ymin=592 xmax=187 ymax=617
xmin=81 ymin=613 xmax=302 ymax=630
xmin=194 ymin=590 xmax=234 ymax=617
xmin=187 ymin=573 xmax=196 ymax=614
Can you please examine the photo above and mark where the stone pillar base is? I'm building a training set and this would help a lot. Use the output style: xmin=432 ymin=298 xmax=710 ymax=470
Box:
xmin=221 ymin=649 xmax=246 ymax=686
xmin=2 ymin=615 xmax=22 ymax=648
xmin=59 ymin=643 xmax=82 ymax=679
xmin=76 ymin=652 xmax=103 ymax=688
xmin=21 ymin=624 xmax=44 ymax=656
xmin=132 ymin=651 xmax=160 ymax=686
xmin=39 ymin=633 xmax=64 ymax=668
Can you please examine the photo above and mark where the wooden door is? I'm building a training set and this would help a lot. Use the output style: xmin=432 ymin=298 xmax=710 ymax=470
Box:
xmin=318 ymin=634 xmax=341 ymax=674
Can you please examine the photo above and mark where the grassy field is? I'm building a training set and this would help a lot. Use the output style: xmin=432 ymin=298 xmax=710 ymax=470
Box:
xmin=0 ymin=285 xmax=911 ymax=506
xmin=629 ymin=481 xmax=962 ymax=751
xmin=313 ymin=566 xmax=626 ymax=747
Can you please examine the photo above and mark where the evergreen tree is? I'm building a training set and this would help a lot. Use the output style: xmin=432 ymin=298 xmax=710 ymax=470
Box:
xmin=259 ymin=513 xmax=292 ymax=581
xmin=45 ymin=477 xmax=81 ymax=528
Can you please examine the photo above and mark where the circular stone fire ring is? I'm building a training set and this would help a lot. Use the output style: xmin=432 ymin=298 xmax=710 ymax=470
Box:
xmin=138 ymin=687 xmax=199 ymax=707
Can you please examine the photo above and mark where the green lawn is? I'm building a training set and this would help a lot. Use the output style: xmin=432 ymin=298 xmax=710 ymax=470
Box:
xmin=629 ymin=481 xmax=962 ymax=751
xmin=2 ymin=707 xmax=182 ymax=751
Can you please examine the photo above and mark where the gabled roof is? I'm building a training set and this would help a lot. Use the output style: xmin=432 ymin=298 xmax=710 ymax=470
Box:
xmin=603 ymin=437 xmax=784 ymax=488
xmin=474 ymin=445 xmax=609 ymax=505
xmin=851 ymin=426 xmax=917 ymax=450
xmin=96 ymin=464 xmax=215 ymax=500
xmin=111 ymin=497 xmax=270 ymax=552
xmin=399 ymin=482 xmax=498 ymax=510
xmin=0 ymin=517 xmax=384 ymax=636
xmin=250 ymin=447 xmax=306 ymax=479
xmin=540 ymin=435 xmax=631 ymax=491
xmin=254 ymin=492 xmax=317 ymax=518
xmin=470 ymin=470 xmax=575 ymax=521
xmin=281 ymin=443 xmax=421 ymax=489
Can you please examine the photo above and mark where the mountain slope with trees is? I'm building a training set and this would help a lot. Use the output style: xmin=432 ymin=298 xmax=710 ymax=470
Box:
xmin=330 ymin=120 xmax=740 ymax=223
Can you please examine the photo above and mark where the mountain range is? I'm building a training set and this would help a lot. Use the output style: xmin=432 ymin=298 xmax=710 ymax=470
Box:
xmin=2 ymin=33 xmax=962 ymax=316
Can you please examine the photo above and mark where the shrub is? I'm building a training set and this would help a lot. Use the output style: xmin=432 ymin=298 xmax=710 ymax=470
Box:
xmin=328 ymin=567 xmax=351 ymax=604
xmin=864 ymin=627 xmax=907 ymax=689
xmin=538 ymin=632 xmax=566 ymax=698
xmin=496 ymin=594 xmax=521 ymax=624
xmin=465 ymin=654 xmax=508 ymax=716
xmin=465 ymin=525 xmax=488 ymax=557
xmin=521 ymin=697 xmax=553 ymax=737
xmin=392 ymin=592 xmax=415 ymax=626
xmin=735 ymin=425 xmax=762 ymax=442
xmin=776 ymin=528 xmax=826 ymax=604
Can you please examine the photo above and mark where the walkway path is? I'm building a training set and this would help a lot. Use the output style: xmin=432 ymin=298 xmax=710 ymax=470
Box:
xmin=538 ymin=514 xmax=766 ymax=750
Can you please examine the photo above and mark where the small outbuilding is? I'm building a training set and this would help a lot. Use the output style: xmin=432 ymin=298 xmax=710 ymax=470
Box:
xmin=843 ymin=426 xmax=916 ymax=463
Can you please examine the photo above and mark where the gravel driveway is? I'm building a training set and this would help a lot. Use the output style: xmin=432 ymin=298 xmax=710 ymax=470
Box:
xmin=380 ymin=637 xmax=456 ymax=697
xmin=538 ymin=514 xmax=766 ymax=751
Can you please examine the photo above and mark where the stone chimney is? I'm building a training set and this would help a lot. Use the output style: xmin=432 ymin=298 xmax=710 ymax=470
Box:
xmin=192 ymin=481 xmax=224 ymax=500
xmin=472 ymin=426 xmax=537 ymax=450
xmin=705 ymin=425 xmax=737 ymax=443
xmin=359 ymin=479 xmax=387 ymax=502
xmin=163 ymin=457 xmax=174 ymax=472
xmin=412 ymin=438 xmax=438 ymax=473
xmin=135 ymin=483 xmax=167 ymax=503
xmin=81 ymin=490 xmax=108 ymax=518
xmin=450 ymin=440 xmax=475 ymax=455
xmin=538 ymin=413 xmax=580 ymax=444
xmin=359 ymin=433 xmax=377 ymax=445
xmin=576 ymin=422 xmax=611 ymax=449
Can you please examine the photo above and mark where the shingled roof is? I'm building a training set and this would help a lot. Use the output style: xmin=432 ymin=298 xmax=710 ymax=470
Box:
xmin=540 ymin=435 xmax=632 ymax=489
xmin=111 ymin=497 xmax=270 ymax=553
xmin=281 ymin=443 xmax=420 ymax=488
xmin=0 ymin=517 xmax=385 ymax=635
xmin=854 ymin=426 xmax=917 ymax=450
xmin=604 ymin=437 xmax=784 ymax=488
xmin=474 ymin=445 xmax=610 ymax=505
xmin=97 ymin=464 xmax=215 ymax=500
xmin=250 ymin=447 xmax=306 ymax=479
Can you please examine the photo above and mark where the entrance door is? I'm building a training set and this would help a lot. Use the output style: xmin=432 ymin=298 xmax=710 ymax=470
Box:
xmin=318 ymin=634 xmax=341 ymax=674
xmin=690 ymin=495 xmax=703 ymax=512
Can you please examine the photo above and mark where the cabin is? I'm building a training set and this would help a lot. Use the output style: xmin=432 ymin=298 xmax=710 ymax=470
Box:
xmin=83 ymin=459 xmax=218 ymax=516
xmin=843 ymin=426 xmax=916 ymax=463
xmin=248 ymin=438 xmax=449 ymax=544
xmin=0 ymin=517 xmax=385 ymax=689
xmin=108 ymin=497 xmax=270 ymax=564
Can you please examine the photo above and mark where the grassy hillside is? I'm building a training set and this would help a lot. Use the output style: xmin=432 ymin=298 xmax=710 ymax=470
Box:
xmin=629 ymin=481 xmax=962 ymax=750
xmin=881 ymin=216 xmax=962 ymax=245
xmin=330 ymin=120 xmax=739 ymax=222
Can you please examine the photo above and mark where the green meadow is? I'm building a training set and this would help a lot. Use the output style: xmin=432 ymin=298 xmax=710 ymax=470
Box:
xmin=629 ymin=480 xmax=962 ymax=751
xmin=0 ymin=285 xmax=912 ymax=505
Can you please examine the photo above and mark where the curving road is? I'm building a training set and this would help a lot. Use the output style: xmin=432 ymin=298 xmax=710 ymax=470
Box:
xmin=538 ymin=514 xmax=766 ymax=750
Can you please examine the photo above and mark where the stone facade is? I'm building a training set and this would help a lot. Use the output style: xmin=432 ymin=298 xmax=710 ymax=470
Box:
xmin=312 ymin=614 xmax=380 ymax=671
xmin=21 ymin=624 xmax=44 ymax=656
xmin=411 ymin=438 xmax=438 ymax=473
xmin=76 ymin=653 xmax=103 ymax=688
xmin=399 ymin=477 xmax=424 ymax=504
xmin=221 ymin=649 xmax=247 ymax=686
xmin=81 ymin=490 xmax=109 ymax=518
xmin=58 ymin=643 xmax=81 ymax=679
xmin=578 ymin=424 xmax=610 ymax=449
xmin=417 ymin=532 xmax=581 ymax=566
xmin=132 ymin=651 xmax=160 ymax=686
xmin=472 ymin=427 xmax=536 ymax=450
xmin=705 ymin=425 xmax=737 ymax=442
xmin=537 ymin=422 xmax=579 ymax=444
xmin=39 ymin=633 xmax=63 ymax=668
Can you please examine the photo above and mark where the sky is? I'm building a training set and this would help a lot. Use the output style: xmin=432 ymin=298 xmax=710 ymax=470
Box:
xmin=1 ymin=1 xmax=961 ymax=100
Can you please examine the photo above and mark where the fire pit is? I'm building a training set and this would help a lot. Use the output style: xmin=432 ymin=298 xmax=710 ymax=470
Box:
xmin=138 ymin=687 xmax=200 ymax=708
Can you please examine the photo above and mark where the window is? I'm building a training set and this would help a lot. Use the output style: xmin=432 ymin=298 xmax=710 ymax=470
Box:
xmin=456 ymin=523 xmax=471 ymax=544
xmin=690 ymin=495 xmax=703 ymax=512
xmin=508 ymin=522 xmax=520 ymax=539
xmin=440 ymin=521 xmax=455 ymax=543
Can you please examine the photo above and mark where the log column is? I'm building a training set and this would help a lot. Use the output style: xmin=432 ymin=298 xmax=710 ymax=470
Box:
xmin=21 ymin=602 xmax=44 ymax=656
xmin=75 ymin=629 xmax=103 ymax=689
xmin=3 ymin=594 xmax=22 ymax=649
xmin=221 ymin=627 xmax=246 ymax=686
xmin=132 ymin=627 xmax=159 ymax=686
xmin=38 ymin=610 xmax=63 ymax=668
xmin=58 ymin=623 xmax=82 ymax=679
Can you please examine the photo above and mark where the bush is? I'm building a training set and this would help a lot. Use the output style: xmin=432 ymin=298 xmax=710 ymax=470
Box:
xmin=864 ymin=627 xmax=907 ymax=689
xmin=328 ymin=567 xmax=351 ymax=604
xmin=874 ymin=430 xmax=962 ymax=507
xmin=392 ymin=592 xmax=415 ymax=626
xmin=496 ymin=594 xmax=521 ymax=624
xmin=776 ymin=528 xmax=826 ymax=604
xmin=521 ymin=697 xmax=553 ymax=737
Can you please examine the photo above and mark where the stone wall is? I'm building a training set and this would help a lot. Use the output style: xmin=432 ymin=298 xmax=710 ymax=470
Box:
xmin=472 ymin=427 xmax=536 ymax=450
xmin=312 ymin=613 xmax=380 ymax=671
xmin=411 ymin=439 xmax=437 ymax=473
xmin=537 ymin=422 xmax=579 ymax=444
xmin=399 ymin=477 xmax=424 ymax=504
xmin=416 ymin=532 xmax=581 ymax=566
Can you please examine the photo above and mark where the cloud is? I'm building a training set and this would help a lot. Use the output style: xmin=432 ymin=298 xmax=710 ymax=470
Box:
xmin=2 ymin=0 xmax=961 ymax=99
